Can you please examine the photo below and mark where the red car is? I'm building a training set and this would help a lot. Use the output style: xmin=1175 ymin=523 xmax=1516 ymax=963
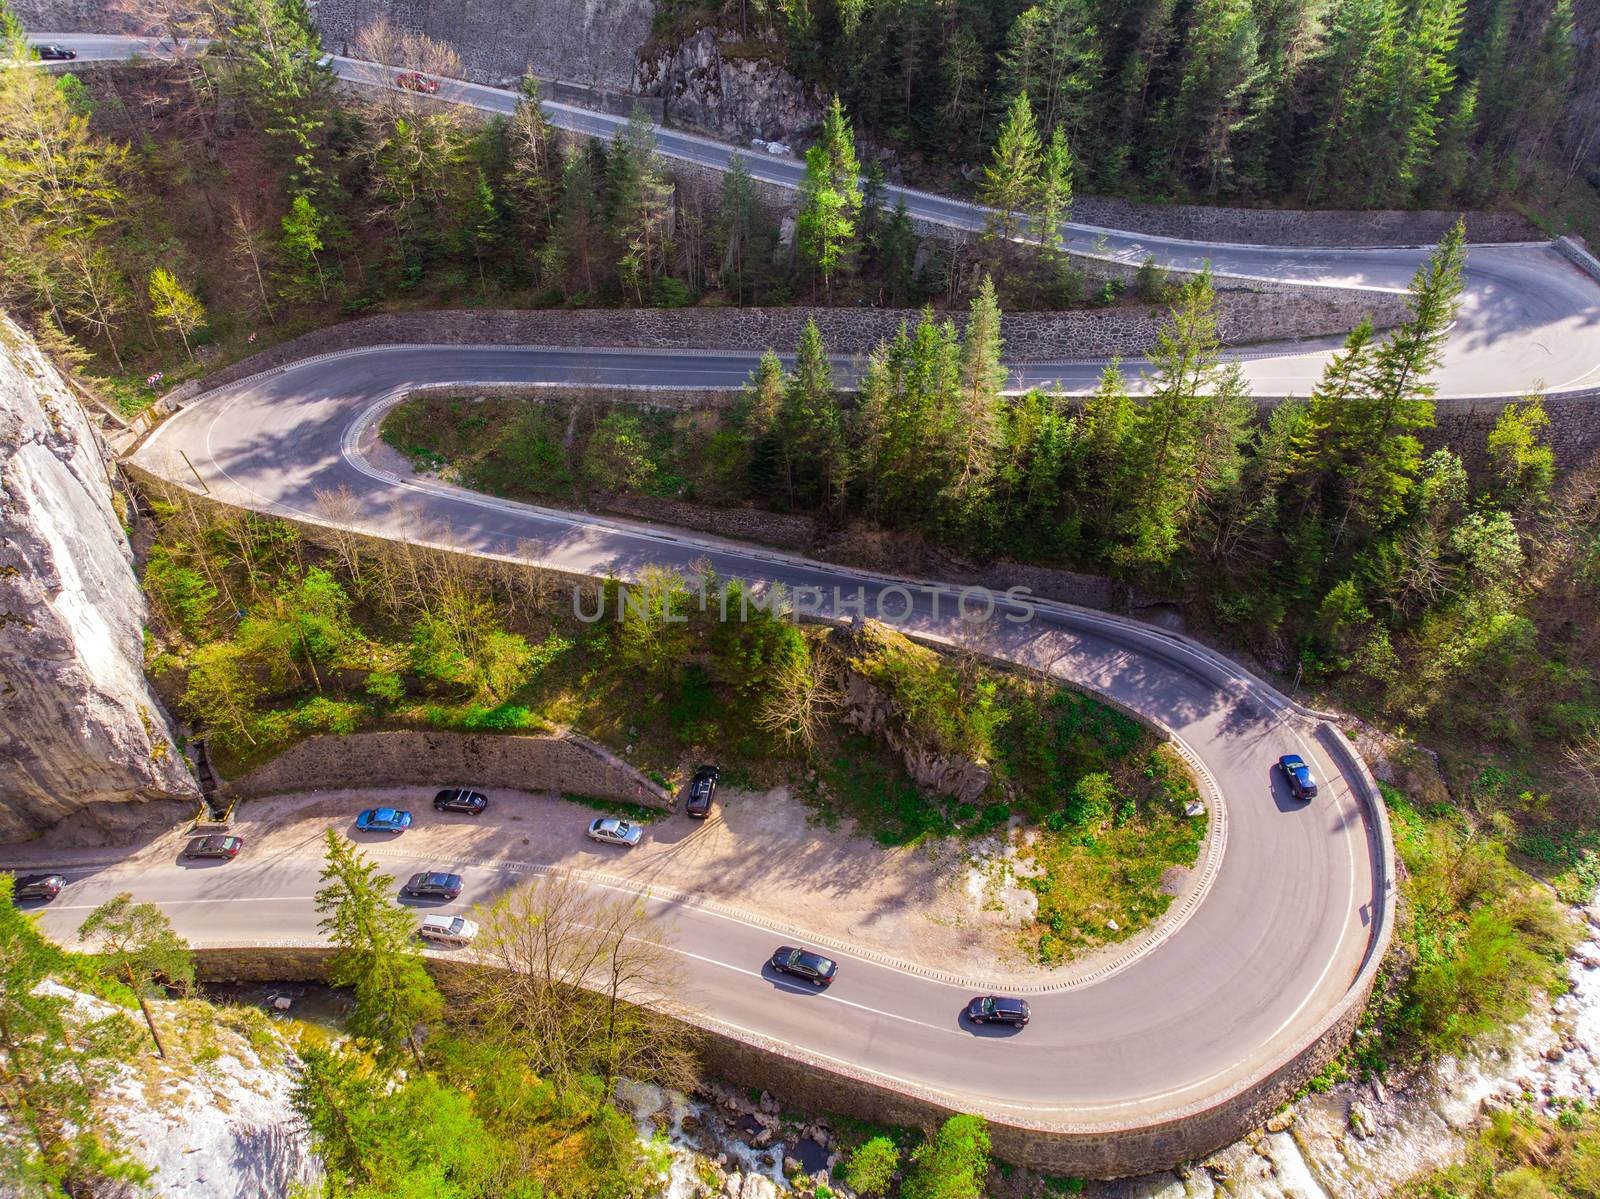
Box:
xmin=394 ymin=71 xmax=439 ymax=95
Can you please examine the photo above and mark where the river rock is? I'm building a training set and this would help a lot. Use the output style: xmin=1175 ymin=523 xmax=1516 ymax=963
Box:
xmin=1348 ymin=1099 xmax=1377 ymax=1138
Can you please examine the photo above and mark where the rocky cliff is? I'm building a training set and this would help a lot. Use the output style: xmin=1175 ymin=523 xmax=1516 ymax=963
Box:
xmin=0 ymin=316 xmax=196 ymax=839
xmin=633 ymin=28 xmax=824 ymax=143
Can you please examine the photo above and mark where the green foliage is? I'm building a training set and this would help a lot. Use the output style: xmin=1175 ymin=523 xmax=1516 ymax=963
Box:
xmin=77 ymin=893 xmax=195 ymax=1058
xmin=844 ymin=1135 xmax=901 ymax=1196
xmin=1377 ymin=794 xmax=1578 ymax=1065
xmin=144 ymin=542 xmax=219 ymax=637
xmin=901 ymin=1114 xmax=991 ymax=1199
xmin=1398 ymin=1104 xmax=1600 ymax=1199
xmin=0 ymin=875 xmax=150 ymax=1198
xmin=315 ymin=831 xmax=443 ymax=1068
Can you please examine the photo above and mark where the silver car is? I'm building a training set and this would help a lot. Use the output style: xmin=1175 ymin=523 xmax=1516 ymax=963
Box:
xmin=586 ymin=817 xmax=643 ymax=848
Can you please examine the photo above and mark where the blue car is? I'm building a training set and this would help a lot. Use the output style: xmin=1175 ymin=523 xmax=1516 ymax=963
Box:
xmin=356 ymin=807 xmax=413 ymax=833
xmin=1278 ymin=755 xmax=1319 ymax=801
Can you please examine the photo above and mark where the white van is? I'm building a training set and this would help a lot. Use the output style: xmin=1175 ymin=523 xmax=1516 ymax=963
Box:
xmin=417 ymin=913 xmax=478 ymax=947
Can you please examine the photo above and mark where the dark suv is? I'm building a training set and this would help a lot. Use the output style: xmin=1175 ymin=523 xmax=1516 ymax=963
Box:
xmin=966 ymin=995 xmax=1031 ymax=1027
xmin=12 ymin=873 xmax=66 ymax=902
xmin=433 ymin=788 xmax=488 ymax=815
xmin=686 ymin=765 xmax=720 ymax=818
xmin=770 ymin=945 xmax=837 ymax=987
xmin=403 ymin=872 xmax=464 ymax=900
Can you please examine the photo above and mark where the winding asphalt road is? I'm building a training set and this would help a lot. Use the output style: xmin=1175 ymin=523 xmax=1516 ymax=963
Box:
xmin=16 ymin=28 xmax=1600 ymax=1138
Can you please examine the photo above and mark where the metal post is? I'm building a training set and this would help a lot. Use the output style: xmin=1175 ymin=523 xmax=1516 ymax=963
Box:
xmin=177 ymin=449 xmax=210 ymax=494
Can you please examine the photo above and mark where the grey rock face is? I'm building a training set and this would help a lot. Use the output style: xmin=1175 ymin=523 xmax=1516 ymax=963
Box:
xmin=635 ymin=28 xmax=824 ymax=143
xmin=0 ymin=317 xmax=196 ymax=839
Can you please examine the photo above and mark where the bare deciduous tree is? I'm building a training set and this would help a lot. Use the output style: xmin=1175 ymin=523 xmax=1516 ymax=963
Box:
xmin=461 ymin=874 xmax=697 ymax=1093
xmin=757 ymin=638 xmax=842 ymax=751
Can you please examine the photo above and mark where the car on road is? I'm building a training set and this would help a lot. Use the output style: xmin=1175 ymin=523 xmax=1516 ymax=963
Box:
xmin=417 ymin=913 xmax=478 ymax=947
xmin=403 ymin=871 xmax=464 ymax=900
xmin=394 ymin=70 xmax=438 ymax=94
xmin=36 ymin=44 xmax=77 ymax=60
xmin=433 ymin=788 xmax=488 ymax=815
xmin=770 ymin=945 xmax=837 ymax=987
xmin=1278 ymin=754 xmax=1319 ymax=801
xmin=966 ymin=995 xmax=1030 ymax=1027
xmin=587 ymin=817 xmax=643 ymax=848
xmin=11 ymin=873 xmax=66 ymax=901
xmin=686 ymin=765 xmax=720 ymax=819
xmin=356 ymin=807 xmax=413 ymax=833
xmin=184 ymin=834 xmax=243 ymax=860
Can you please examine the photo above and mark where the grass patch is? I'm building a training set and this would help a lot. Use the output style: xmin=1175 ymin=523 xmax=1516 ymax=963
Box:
xmin=560 ymin=793 xmax=664 ymax=823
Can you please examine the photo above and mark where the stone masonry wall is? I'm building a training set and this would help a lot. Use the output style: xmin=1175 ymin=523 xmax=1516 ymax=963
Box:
xmin=1064 ymin=194 xmax=1537 ymax=248
xmin=311 ymin=0 xmax=656 ymax=91
xmin=170 ymin=291 xmax=1400 ymax=411
xmin=222 ymin=729 xmax=673 ymax=808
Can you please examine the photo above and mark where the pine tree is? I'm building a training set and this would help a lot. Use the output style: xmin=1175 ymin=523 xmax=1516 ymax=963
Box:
xmin=218 ymin=0 xmax=336 ymax=195
xmin=504 ymin=74 xmax=557 ymax=233
xmin=315 ymin=830 xmax=443 ymax=1068
xmin=775 ymin=320 xmax=848 ymax=510
xmin=796 ymin=96 xmax=862 ymax=298
xmin=1120 ymin=270 xmax=1228 ymax=569
xmin=944 ymin=276 xmax=1007 ymax=523
xmin=1169 ymin=0 xmax=1266 ymax=194
xmin=77 ymin=895 xmax=194 ymax=1060
xmin=609 ymin=108 xmax=675 ymax=304
xmin=713 ymin=153 xmax=764 ymax=303
xmin=463 ymin=168 xmax=501 ymax=292
xmin=1 ymin=876 xmax=149 ymax=1196
xmin=981 ymin=93 xmax=1043 ymax=247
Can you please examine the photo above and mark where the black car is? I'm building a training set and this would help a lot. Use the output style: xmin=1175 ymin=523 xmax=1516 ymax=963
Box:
xmin=36 ymin=44 xmax=77 ymax=60
xmin=686 ymin=765 xmax=721 ymax=819
xmin=185 ymin=834 xmax=243 ymax=859
xmin=12 ymin=873 xmax=66 ymax=902
xmin=770 ymin=945 xmax=837 ymax=987
xmin=403 ymin=871 xmax=464 ymax=900
xmin=966 ymin=995 xmax=1031 ymax=1027
xmin=433 ymin=788 xmax=488 ymax=815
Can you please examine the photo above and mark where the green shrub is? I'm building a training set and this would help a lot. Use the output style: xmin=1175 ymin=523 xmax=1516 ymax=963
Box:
xmin=901 ymin=1114 xmax=990 ymax=1199
xmin=844 ymin=1136 xmax=899 ymax=1196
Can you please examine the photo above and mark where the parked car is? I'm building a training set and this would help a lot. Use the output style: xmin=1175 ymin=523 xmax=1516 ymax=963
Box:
xmin=394 ymin=70 xmax=438 ymax=94
xmin=433 ymin=788 xmax=488 ymax=815
xmin=770 ymin=945 xmax=837 ymax=987
xmin=403 ymin=871 xmax=464 ymax=900
xmin=587 ymin=817 xmax=643 ymax=848
xmin=417 ymin=913 xmax=478 ymax=946
xmin=12 ymin=873 xmax=66 ymax=901
xmin=1278 ymin=754 xmax=1319 ymax=801
xmin=965 ymin=995 xmax=1030 ymax=1027
xmin=356 ymin=807 xmax=413 ymax=833
xmin=686 ymin=765 xmax=721 ymax=819
xmin=36 ymin=44 xmax=77 ymax=60
xmin=184 ymin=834 xmax=243 ymax=860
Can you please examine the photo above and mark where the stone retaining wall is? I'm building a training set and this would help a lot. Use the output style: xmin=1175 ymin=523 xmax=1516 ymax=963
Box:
xmin=176 ymin=295 xmax=1394 ymax=407
xmin=1065 ymin=195 xmax=1537 ymax=248
xmin=222 ymin=729 xmax=673 ymax=809
xmin=1556 ymin=235 xmax=1600 ymax=286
